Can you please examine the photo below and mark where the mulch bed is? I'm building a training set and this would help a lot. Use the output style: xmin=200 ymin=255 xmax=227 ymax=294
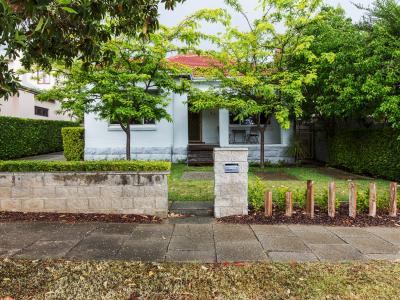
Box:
xmin=219 ymin=205 xmax=400 ymax=227
xmin=255 ymin=171 xmax=299 ymax=181
xmin=0 ymin=211 xmax=162 ymax=224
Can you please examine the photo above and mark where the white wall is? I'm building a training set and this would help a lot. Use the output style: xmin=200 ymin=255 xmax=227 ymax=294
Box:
xmin=201 ymin=109 xmax=219 ymax=144
xmin=0 ymin=90 xmax=73 ymax=121
xmin=0 ymin=58 xmax=72 ymax=121
xmin=84 ymin=90 xmax=189 ymax=161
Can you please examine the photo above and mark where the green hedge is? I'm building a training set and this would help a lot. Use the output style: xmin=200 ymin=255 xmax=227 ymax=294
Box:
xmin=0 ymin=160 xmax=171 ymax=172
xmin=328 ymin=128 xmax=400 ymax=181
xmin=0 ymin=116 xmax=76 ymax=160
xmin=62 ymin=127 xmax=85 ymax=161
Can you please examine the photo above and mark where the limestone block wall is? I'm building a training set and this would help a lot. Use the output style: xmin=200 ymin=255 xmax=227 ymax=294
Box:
xmin=0 ymin=172 xmax=169 ymax=217
xmin=214 ymin=148 xmax=249 ymax=218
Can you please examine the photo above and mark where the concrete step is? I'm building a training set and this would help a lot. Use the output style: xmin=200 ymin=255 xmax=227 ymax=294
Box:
xmin=169 ymin=201 xmax=214 ymax=217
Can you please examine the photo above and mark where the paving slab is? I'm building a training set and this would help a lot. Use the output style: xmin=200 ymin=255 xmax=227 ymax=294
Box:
xmin=258 ymin=236 xmax=310 ymax=252
xmin=268 ymin=252 xmax=319 ymax=262
xmin=166 ymin=250 xmax=216 ymax=263
xmin=13 ymin=240 xmax=79 ymax=259
xmin=38 ymin=223 xmax=97 ymax=241
xmin=251 ymin=225 xmax=295 ymax=237
xmin=364 ymin=254 xmax=400 ymax=262
xmin=65 ymin=233 xmax=127 ymax=260
xmin=215 ymin=241 xmax=268 ymax=262
xmin=92 ymin=223 xmax=137 ymax=235
xmin=130 ymin=224 xmax=173 ymax=241
xmin=181 ymin=172 xmax=214 ymax=181
xmin=343 ymin=236 xmax=399 ymax=254
xmin=168 ymin=216 xmax=215 ymax=224
xmin=365 ymin=227 xmax=400 ymax=245
xmin=0 ymin=248 xmax=21 ymax=258
xmin=213 ymin=224 xmax=257 ymax=242
xmin=174 ymin=224 xmax=213 ymax=236
xmin=288 ymin=225 xmax=345 ymax=244
xmin=308 ymin=244 xmax=364 ymax=261
xmin=116 ymin=240 xmax=169 ymax=262
xmin=327 ymin=227 xmax=372 ymax=238
xmin=169 ymin=235 xmax=214 ymax=251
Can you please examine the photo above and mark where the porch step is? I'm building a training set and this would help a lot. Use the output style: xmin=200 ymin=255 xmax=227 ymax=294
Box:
xmin=169 ymin=201 xmax=214 ymax=217
xmin=187 ymin=144 xmax=218 ymax=165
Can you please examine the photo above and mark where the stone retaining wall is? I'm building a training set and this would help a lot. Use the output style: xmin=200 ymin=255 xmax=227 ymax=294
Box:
xmin=85 ymin=147 xmax=187 ymax=163
xmin=0 ymin=172 xmax=169 ymax=217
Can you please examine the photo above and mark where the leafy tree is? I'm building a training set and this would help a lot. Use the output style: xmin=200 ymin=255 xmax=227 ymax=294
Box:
xmin=38 ymin=11 xmax=224 ymax=160
xmin=298 ymin=1 xmax=400 ymax=131
xmin=188 ymin=0 xmax=324 ymax=167
xmin=0 ymin=0 xmax=185 ymax=99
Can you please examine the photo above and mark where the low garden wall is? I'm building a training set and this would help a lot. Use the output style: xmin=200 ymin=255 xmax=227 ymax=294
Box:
xmin=0 ymin=161 xmax=170 ymax=217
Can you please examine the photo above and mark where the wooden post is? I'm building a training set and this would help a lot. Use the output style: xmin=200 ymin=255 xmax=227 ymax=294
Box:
xmin=389 ymin=182 xmax=397 ymax=217
xmin=368 ymin=182 xmax=377 ymax=217
xmin=349 ymin=181 xmax=357 ymax=218
xmin=264 ymin=191 xmax=273 ymax=217
xmin=306 ymin=180 xmax=314 ymax=218
xmin=285 ymin=191 xmax=293 ymax=217
xmin=328 ymin=182 xmax=336 ymax=218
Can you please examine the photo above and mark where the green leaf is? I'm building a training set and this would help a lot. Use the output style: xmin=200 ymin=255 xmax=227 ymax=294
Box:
xmin=62 ymin=7 xmax=78 ymax=14
xmin=57 ymin=0 xmax=72 ymax=4
xmin=34 ymin=17 xmax=44 ymax=32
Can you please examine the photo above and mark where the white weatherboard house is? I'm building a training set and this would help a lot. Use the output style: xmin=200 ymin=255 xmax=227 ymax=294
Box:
xmin=85 ymin=55 xmax=294 ymax=163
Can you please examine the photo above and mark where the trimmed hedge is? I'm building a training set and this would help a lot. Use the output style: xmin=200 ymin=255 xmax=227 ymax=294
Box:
xmin=328 ymin=128 xmax=400 ymax=181
xmin=0 ymin=160 xmax=171 ymax=172
xmin=0 ymin=116 xmax=76 ymax=160
xmin=62 ymin=127 xmax=85 ymax=161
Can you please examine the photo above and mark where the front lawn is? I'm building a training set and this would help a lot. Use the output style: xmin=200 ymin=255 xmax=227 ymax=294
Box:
xmin=168 ymin=163 xmax=391 ymax=202
xmin=1 ymin=260 xmax=399 ymax=299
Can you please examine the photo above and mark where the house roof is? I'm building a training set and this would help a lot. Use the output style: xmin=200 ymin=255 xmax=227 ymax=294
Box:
xmin=167 ymin=54 xmax=224 ymax=80
xmin=167 ymin=54 xmax=222 ymax=69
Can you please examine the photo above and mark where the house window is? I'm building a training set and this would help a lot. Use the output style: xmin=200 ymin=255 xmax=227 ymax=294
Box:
xmin=37 ymin=70 xmax=50 ymax=84
xmin=34 ymin=106 xmax=49 ymax=117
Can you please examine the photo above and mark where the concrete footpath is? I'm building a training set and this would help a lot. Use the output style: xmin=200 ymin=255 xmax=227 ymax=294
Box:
xmin=1 ymin=222 xmax=399 ymax=262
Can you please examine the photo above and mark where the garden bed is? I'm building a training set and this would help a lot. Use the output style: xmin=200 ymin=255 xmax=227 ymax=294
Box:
xmin=0 ymin=211 xmax=162 ymax=223
xmin=219 ymin=205 xmax=400 ymax=227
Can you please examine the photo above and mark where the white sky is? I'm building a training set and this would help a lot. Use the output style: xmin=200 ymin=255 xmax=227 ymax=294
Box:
xmin=160 ymin=0 xmax=373 ymax=38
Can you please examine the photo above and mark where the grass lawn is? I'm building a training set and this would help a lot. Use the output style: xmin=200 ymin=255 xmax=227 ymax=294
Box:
xmin=168 ymin=164 xmax=391 ymax=202
xmin=1 ymin=260 xmax=399 ymax=299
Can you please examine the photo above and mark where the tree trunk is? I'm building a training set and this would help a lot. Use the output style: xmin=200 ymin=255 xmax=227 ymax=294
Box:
xmin=259 ymin=126 xmax=265 ymax=168
xmin=126 ymin=123 xmax=131 ymax=160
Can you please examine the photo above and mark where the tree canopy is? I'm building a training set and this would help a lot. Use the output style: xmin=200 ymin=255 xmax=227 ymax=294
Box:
xmin=297 ymin=0 xmax=400 ymax=131
xmin=38 ymin=9 xmax=225 ymax=159
xmin=0 ymin=0 xmax=185 ymax=99
xmin=188 ymin=0 xmax=327 ymax=167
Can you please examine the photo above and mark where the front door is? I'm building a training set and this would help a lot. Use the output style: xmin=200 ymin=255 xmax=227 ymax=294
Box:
xmin=188 ymin=111 xmax=202 ymax=142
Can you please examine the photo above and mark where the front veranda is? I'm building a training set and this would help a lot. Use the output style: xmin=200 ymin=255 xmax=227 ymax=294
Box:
xmin=188 ymin=108 xmax=293 ymax=163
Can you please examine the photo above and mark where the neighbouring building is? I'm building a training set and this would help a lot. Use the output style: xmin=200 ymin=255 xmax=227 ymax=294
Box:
xmin=85 ymin=54 xmax=294 ymax=163
xmin=0 ymin=58 xmax=74 ymax=121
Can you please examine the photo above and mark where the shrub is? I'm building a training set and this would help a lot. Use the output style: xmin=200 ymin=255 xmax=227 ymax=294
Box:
xmin=0 ymin=116 xmax=76 ymax=160
xmin=248 ymin=177 xmax=266 ymax=212
xmin=275 ymin=186 xmax=289 ymax=211
xmin=329 ymin=128 xmax=400 ymax=181
xmin=62 ymin=127 xmax=85 ymax=161
xmin=0 ymin=160 xmax=171 ymax=172
xmin=356 ymin=188 xmax=369 ymax=213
